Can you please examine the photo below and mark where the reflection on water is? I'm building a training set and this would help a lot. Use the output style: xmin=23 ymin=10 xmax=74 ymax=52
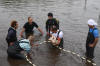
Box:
xmin=97 ymin=14 xmax=100 ymax=26
xmin=84 ymin=0 xmax=87 ymax=10
xmin=0 ymin=0 xmax=100 ymax=66
xmin=7 ymin=56 xmax=28 ymax=66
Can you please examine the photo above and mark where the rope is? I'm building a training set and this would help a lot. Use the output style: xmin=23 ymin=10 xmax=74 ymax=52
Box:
xmin=24 ymin=40 xmax=97 ymax=66
xmin=24 ymin=54 xmax=36 ymax=66
xmin=39 ymin=40 xmax=97 ymax=66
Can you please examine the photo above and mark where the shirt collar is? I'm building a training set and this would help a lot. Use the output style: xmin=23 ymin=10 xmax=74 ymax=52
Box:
xmin=11 ymin=27 xmax=16 ymax=30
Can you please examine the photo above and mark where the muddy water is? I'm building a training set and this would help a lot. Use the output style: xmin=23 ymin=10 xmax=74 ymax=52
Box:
xmin=0 ymin=0 xmax=100 ymax=66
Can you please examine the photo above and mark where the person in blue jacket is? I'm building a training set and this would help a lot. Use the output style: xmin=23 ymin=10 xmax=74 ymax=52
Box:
xmin=86 ymin=19 xmax=99 ymax=59
xmin=6 ymin=21 xmax=18 ymax=47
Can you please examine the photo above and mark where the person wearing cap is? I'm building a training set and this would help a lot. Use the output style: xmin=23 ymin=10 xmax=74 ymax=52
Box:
xmin=49 ymin=25 xmax=63 ymax=49
xmin=20 ymin=17 xmax=43 ymax=39
xmin=85 ymin=19 xmax=99 ymax=59
xmin=46 ymin=13 xmax=59 ymax=36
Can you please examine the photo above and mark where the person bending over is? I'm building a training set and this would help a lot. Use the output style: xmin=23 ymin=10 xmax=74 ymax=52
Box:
xmin=49 ymin=26 xmax=63 ymax=49
xmin=7 ymin=35 xmax=38 ymax=59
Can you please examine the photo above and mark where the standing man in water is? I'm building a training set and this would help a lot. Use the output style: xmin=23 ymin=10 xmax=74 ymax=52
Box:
xmin=20 ymin=17 xmax=43 ymax=38
xmin=46 ymin=13 xmax=59 ymax=36
xmin=86 ymin=19 xmax=99 ymax=59
xmin=6 ymin=20 xmax=18 ymax=47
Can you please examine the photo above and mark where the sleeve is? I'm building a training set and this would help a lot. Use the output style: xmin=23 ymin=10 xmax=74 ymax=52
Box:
xmin=7 ymin=30 xmax=16 ymax=42
xmin=34 ymin=22 xmax=39 ymax=28
xmin=8 ymin=30 xmax=14 ymax=37
xmin=59 ymin=31 xmax=63 ymax=38
xmin=46 ymin=20 xmax=49 ymax=32
xmin=93 ymin=29 xmax=99 ymax=38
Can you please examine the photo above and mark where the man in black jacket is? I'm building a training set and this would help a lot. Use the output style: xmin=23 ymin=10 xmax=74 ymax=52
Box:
xmin=6 ymin=21 xmax=18 ymax=47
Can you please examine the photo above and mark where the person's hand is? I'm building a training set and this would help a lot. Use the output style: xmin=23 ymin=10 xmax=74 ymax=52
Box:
xmin=20 ymin=34 xmax=23 ymax=38
xmin=35 ymin=44 xmax=39 ymax=46
xmin=48 ymin=36 xmax=53 ymax=41
xmin=47 ymin=32 xmax=52 ymax=36
xmin=31 ymin=44 xmax=34 ymax=47
xmin=89 ymin=44 xmax=94 ymax=47
xmin=31 ymin=44 xmax=39 ymax=47
xmin=41 ymin=32 xmax=44 ymax=36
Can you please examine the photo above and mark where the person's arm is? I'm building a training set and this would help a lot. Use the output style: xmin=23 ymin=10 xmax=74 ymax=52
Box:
xmin=93 ymin=38 xmax=99 ymax=46
xmin=20 ymin=28 xmax=25 ymax=38
xmin=20 ymin=23 xmax=27 ymax=38
xmin=89 ymin=29 xmax=99 ymax=47
xmin=34 ymin=22 xmax=44 ymax=35
xmin=31 ymin=43 xmax=38 ymax=47
xmin=55 ymin=38 xmax=61 ymax=45
xmin=37 ymin=27 xmax=44 ymax=35
xmin=46 ymin=20 xmax=49 ymax=32
xmin=29 ymin=39 xmax=38 ymax=47
xmin=89 ymin=38 xmax=99 ymax=47
xmin=47 ymin=32 xmax=52 ymax=37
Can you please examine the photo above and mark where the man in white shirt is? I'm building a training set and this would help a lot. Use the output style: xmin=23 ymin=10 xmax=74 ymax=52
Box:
xmin=49 ymin=26 xmax=64 ymax=48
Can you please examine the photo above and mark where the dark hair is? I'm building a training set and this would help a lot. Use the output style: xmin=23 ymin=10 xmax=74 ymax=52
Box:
xmin=51 ymin=25 xmax=57 ymax=31
xmin=28 ymin=17 xmax=31 ymax=20
xmin=48 ymin=12 xmax=53 ymax=17
xmin=11 ymin=20 xmax=17 ymax=28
